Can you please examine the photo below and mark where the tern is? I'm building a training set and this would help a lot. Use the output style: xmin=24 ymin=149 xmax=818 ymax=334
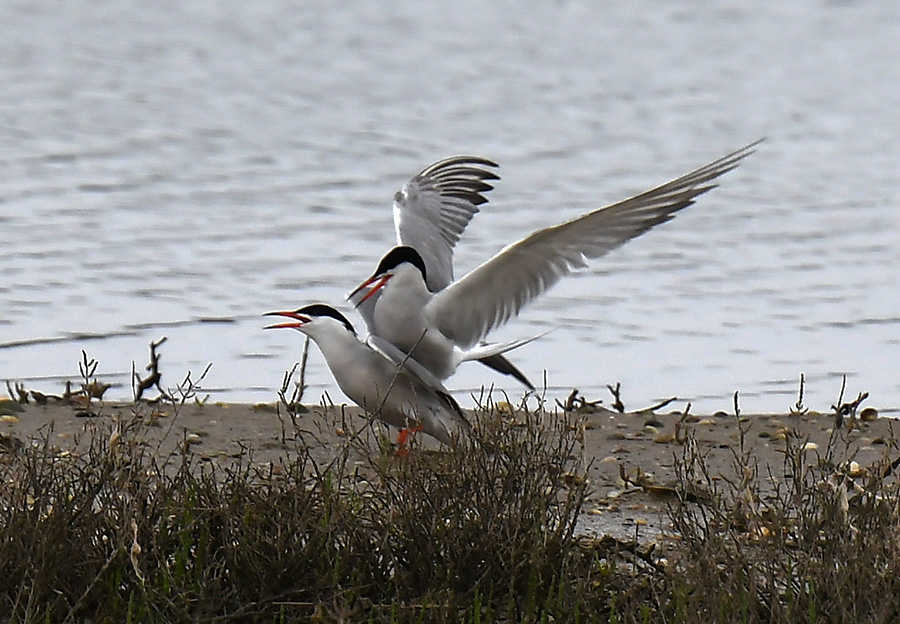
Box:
xmin=349 ymin=141 xmax=760 ymax=380
xmin=350 ymin=155 xmax=536 ymax=390
xmin=264 ymin=303 xmax=470 ymax=446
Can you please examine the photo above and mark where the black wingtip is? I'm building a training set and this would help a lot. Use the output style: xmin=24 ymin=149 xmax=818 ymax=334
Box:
xmin=476 ymin=354 xmax=536 ymax=391
xmin=437 ymin=390 xmax=470 ymax=425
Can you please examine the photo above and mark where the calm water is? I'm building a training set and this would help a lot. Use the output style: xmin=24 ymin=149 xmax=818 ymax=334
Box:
xmin=1 ymin=1 xmax=898 ymax=415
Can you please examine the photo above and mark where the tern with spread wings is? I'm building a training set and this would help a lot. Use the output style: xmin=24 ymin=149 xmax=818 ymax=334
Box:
xmin=349 ymin=141 xmax=761 ymax=381
xmin=349 ymin=156 xmax=536 ymax=390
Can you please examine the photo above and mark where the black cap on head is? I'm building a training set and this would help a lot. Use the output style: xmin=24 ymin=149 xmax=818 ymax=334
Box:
xmin=373 ymin=246 xmax=427 ymax=281
xmin=296 ymin=304 xmax=355 ymax=334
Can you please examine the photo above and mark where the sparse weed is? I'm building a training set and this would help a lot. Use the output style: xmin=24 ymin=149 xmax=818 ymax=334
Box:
xmin=664 ymin=394 xmax=900 ymax=624
xmin=3 ymin=371 xmax=900 ymax=623
xmin=0 ymin=401 xmax=628 ymax=623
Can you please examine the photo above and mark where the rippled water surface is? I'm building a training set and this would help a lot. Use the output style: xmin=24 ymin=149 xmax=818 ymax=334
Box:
xmin=2 ymin=1 xmax=899 ymax=414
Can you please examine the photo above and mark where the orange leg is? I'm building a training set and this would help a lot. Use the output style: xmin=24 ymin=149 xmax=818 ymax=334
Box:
xmin=395 ymin=424 xmax=424 ymax=456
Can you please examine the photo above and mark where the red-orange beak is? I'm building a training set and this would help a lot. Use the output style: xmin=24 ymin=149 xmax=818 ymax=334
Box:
xmin=263 ymin=310 xmax=310 ymax=330
xmin=348 ymin=273 xmax=392 ymax=307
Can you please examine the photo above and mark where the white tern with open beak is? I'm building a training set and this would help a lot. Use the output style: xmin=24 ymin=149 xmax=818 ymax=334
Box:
xmin=265 ymin=303 xmax=470 ymax=446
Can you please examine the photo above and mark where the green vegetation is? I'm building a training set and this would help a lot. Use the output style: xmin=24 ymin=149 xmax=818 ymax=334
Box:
xmin=0 ymin=405 xmax=603 ymax=622
xmin=2 ymin=352 xmax=899 ymax=622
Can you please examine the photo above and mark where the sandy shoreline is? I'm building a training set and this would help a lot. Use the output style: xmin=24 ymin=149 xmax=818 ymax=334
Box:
xmin=1 ymin=397 xmax=895 ymax=539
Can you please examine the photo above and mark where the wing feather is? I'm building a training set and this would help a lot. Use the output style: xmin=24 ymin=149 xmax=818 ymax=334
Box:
xmin=393 ymin=156 xmax=499 ymax=291
xmin=427 ymin=141 xmax=761 ymax=348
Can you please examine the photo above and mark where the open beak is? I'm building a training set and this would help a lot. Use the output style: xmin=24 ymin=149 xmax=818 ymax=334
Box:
xmin=348 ymin=274 xmax=392 ymax=307
xmin=264 ymin=310 xmax=310 ymax=330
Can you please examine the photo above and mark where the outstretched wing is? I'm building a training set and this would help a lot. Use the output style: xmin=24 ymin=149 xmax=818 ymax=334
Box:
xmin=427 ymin=140 xmax=762 ymax=348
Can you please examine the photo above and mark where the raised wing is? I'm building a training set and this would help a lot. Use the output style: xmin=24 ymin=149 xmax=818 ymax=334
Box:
xmin=393 ymin=156 xmax=499 ymax=291
xmin=426 ymin=140 xmax=761 ymax=348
